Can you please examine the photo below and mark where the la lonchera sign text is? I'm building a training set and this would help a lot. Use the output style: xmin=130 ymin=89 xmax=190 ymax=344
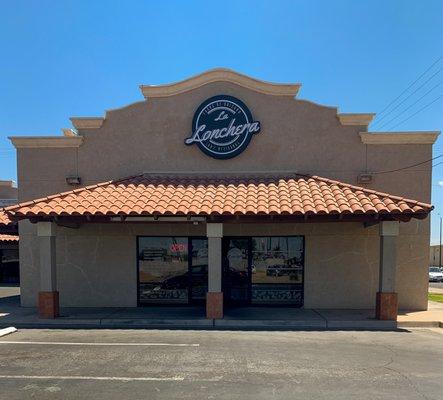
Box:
xmin=185 ymin=95 xmax=261 ymax=159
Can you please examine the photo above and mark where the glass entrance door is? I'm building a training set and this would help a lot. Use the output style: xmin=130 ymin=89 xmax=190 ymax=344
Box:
xmin=250 ymin=236 xmax=304 ymax=306
xmin=137 ymin=236 xmax=207 ymax=306
xmin=222 ymin=236 xmax=305 ymax=307
xmin=138 ymin=237 xmax=189 ymax=305
xmin=223 ymin=238 xmax=250 ymax=306
xmin=189 ymin=238 xmax=208 ymax=303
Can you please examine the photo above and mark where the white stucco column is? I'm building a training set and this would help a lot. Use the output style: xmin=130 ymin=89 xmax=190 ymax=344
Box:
xmin=206 ymin=223 xmax=223 ymax=319
xmin=37 ymin=221 xmax=59 ymax=318
xmin=376 ymin=221 xmax=399 ymax=320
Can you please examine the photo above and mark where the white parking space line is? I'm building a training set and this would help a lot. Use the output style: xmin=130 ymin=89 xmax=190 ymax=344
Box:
xmin=0 ymin=341 xmax=199 ymax=347
xmin=0 ymin=327 xmax=17 ymax=337
xmin=0 ymin=375 xmax=184 ymax=382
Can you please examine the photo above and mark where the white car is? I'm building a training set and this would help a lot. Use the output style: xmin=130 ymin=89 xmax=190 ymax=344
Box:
xmin=429 ymin=267 xmax=443 ymax=282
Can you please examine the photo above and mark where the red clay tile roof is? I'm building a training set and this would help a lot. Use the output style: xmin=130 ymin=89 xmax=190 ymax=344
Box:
xmin=3 ymin=174 xmax=432 ymax=220
xmin=0 ymin=209 xmax=14 ymax=226
xmin=0 ymin=234 xmax=18 ymax=242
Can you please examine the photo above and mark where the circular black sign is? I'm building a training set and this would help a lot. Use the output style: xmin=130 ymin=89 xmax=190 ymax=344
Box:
xmin=184 ymin=95 xmax=261 ymax=159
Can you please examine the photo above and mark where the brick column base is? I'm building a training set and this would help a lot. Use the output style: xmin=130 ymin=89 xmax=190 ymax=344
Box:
xmin=38 ymin=291 xmax=59 ymax=319
xmin=376 ymin=292 xmax=398 ymax=321
xmin=206 ymin=292 xmax=223 ymax=319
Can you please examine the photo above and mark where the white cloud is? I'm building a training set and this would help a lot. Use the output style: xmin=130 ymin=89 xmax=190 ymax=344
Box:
xmin=439 ymin=181 xmax=443 ymax=187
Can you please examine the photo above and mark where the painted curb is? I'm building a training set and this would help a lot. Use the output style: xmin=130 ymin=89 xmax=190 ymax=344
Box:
xmin=0 ymin=319 xmax=401 ymax=331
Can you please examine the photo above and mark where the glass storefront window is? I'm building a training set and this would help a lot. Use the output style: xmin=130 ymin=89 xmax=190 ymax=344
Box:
xmin=251 ymin=236 xmax=303 ymax=305
xmin=137 ymin=235 xmax=303 ymax=306
xmin=138 ymin=237 xmax=189 ymax=304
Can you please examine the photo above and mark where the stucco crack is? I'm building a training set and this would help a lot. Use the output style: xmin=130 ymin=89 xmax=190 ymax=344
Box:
xmin=318 ymin=250 xmax=365 ymax=264
xmin=63 ymin=236 xmax=109 ymax=302
xmin=363 ymin=234 xmax=377 ymax=301
xmin=65 ymin=261 xmax=96 ymax=296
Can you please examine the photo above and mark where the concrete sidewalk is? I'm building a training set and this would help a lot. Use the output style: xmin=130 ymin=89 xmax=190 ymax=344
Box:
xmin=398 ymin=300 xmax=443 ymax=328
xmin=1 ymin=286 xmax=442 ymax=330
xmin=0 ymin=292 xmax=396 ymax=330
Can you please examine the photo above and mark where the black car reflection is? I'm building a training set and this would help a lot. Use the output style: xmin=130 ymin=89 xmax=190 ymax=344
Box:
xmin=145 ymin=264 xmax=208 ymax=291
xmin=224 ymin=266 xmax=248 ymax=283
xmin=142 ymin=265 xmax=250 ymax=301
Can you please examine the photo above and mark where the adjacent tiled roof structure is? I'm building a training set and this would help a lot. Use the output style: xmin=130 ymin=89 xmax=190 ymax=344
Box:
xmin=3 ymin=174 xmax=432 ymax=220
xmin=0 ymin=234 xmax=18 ymax=242
xmin=0 ymin=209 xmax=14 ymax=225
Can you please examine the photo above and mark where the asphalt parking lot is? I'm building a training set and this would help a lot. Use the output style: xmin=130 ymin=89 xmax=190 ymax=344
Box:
xmin=0 ymin=328 xmax=442 ymax=400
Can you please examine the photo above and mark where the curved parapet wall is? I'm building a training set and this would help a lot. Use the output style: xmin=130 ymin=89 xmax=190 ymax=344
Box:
xmin=139 ymin=68 xmax=302 ymax=98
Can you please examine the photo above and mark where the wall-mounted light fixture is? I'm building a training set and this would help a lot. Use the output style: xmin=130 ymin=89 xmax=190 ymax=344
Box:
xmin=66 ymin=176 xmax=81 ymax=185
xmin=357 ymin=173 xmax=373 ymax=184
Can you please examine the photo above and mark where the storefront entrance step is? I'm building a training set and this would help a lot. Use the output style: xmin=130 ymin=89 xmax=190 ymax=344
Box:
xmin=214 ymin=319 xmax=327 ymax=329
xmin=0 ymin=319 xmax=103 ymax=329
xmin=100 ymin=318 xmax=213 ymax=327
xmin=223 ymin=307 xmax=322 ymax=321
xmin=326 ymin=320 xmax=397 ymax=330
xmin=215 ymin=319 xmax=396 ymax=330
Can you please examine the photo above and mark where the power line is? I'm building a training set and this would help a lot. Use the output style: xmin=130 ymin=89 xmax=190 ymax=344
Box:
xmin=375 ymin=81 xmax=443 ymax=130
xmin=372 ymin=65 xmax=443 ymax=127
xmin=374 ymin=55 xmax=443 ymax=119
xmin=387 ymin=93 xmax=443 ymax=131
xmin=371 ymin=154 xmax=442 ymax=174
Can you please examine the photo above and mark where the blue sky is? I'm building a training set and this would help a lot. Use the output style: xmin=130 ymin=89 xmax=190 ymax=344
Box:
xmin=0 ymin=0 xmax=442 ymax=243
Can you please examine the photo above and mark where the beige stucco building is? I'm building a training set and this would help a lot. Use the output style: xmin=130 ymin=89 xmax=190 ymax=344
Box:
xmin=5 ymin=69 xmax=439 ymax=320
xmin=430 ymin=245 xmax=441 ymax=267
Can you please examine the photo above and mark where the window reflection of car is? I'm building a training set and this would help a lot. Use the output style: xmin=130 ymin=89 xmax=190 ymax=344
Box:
xmin=227 ymin=247 xmax=245 ymax=261
xmin=266 ymin=265 xmax=302 ymax=277
xmin=266 ymin=265 xmax=284 ymax=276
xmin=226 ymin=267 xmax=249 ymax=284
xmin=157 ymin=273 xmax=188 ymax=290
xmin=148 ymin=265 xmax=209 ymax=292
xmin=190 ymin=265 xmax=208 ymax=285
xmin=287 ymin=256 xmax=302 ymax=265
xmin=141 ymin=275 xmax=188 ymax=301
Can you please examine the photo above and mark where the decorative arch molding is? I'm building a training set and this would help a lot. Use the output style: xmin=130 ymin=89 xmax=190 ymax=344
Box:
xmin=139 ymin=68 xmax=302 ymax=98
xmin=66 ymin=69 xmax=380 ymax=131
